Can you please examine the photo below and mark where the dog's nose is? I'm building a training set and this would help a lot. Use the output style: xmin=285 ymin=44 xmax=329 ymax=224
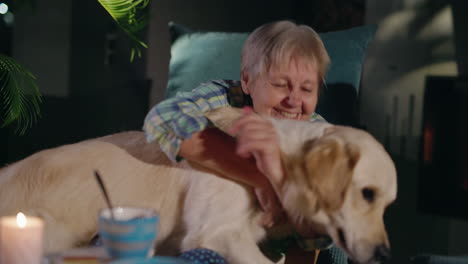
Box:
xmin=374 ymin=244 xmax=391 ymax=263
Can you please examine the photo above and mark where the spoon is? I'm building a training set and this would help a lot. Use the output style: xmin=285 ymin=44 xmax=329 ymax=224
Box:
xmin=94 ymin=170 xmax=116 ymax=220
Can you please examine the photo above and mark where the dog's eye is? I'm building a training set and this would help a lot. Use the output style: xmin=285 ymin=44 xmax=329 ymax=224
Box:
xmin=362 ymin=187 xmax=375 ymax=203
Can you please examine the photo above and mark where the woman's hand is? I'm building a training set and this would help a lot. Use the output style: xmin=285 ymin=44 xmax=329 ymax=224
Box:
xmin=230 ymin=107 xmax=286 ymax=227
xmin=229 ymin=107 xmax=284 ymax=184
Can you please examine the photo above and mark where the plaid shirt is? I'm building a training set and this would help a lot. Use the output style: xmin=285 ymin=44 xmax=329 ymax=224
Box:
xmin=144 ymin=80 xmax=325 ymax=162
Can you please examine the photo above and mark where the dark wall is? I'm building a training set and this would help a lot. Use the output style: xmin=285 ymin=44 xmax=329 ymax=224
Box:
xmin=451 ymin=0 xmax=468 ymax=75
xmin=1 ymin=0 xmax=150 ymax=165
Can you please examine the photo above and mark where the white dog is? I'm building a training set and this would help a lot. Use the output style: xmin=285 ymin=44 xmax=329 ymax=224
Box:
xmin=0 ymin=107 xmax=397 ymax=264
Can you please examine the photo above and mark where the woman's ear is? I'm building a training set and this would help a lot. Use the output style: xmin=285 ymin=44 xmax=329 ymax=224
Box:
xmin=240 ymin=71 xmax=251 ymax=95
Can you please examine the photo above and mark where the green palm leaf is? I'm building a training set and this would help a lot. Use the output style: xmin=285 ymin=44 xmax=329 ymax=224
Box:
xmin=98 ymin=0 xmax=150 ymax=61
xmin=0 ymin=54 xmax=42 ymax=135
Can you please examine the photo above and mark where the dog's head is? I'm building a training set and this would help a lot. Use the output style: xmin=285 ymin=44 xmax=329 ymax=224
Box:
xmin=280 ymin=126 xmax=397 ymax=264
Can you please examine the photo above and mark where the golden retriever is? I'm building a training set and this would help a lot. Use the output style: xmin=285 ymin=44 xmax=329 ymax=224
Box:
xmin=0 ymin=107 xmax=397 ymax=264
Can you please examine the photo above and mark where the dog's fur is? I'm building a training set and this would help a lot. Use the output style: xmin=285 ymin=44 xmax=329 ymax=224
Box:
xmin=0 ymin=107 xmax=397 ymax=264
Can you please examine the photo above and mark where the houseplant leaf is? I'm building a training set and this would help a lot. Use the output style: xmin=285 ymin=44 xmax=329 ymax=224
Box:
xmin=98 ymin=0 xmax=150 ymax=61
xmin=0 ymin=54 xmax=42 ymax=135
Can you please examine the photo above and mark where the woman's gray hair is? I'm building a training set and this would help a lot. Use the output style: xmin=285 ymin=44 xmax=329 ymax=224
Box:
xmin=241 ymin=20 xmax=330 ymax=84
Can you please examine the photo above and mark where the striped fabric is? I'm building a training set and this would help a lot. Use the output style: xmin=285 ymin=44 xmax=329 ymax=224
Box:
xmin=98 ymin=208 xmax=159 ymax=259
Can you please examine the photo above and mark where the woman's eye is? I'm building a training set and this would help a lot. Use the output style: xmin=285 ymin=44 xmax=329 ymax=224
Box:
xmin=302 ymin=87 xmax=313 ymax=93
xmin=272 ymin=82 xmax=286 ymax=86
xmin=273 ymin=83 xmax=287 ymax=88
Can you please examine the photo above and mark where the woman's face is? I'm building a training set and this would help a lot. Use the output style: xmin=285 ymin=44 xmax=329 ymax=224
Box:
xmin=241 ymin=57 xmax=319 ymax=121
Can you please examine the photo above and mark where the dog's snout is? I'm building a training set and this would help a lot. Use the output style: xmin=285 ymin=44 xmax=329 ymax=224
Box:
xmin=374 ymin=244 xmax=391 ymax=263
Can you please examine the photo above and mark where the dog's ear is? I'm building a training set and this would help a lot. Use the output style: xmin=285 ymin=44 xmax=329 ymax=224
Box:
xmin=204 ymin=107 xmax=243 ymax=136
xmin=303 ymin=137 xmax=360 ymax=212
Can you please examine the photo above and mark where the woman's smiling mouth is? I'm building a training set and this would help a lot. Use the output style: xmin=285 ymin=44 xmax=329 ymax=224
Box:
xmin=273 ymin=109 xmax=301 ymax=119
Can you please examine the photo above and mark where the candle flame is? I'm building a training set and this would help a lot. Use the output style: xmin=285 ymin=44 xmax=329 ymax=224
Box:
xmin=16 ymin=212 xmax=27 ymax=228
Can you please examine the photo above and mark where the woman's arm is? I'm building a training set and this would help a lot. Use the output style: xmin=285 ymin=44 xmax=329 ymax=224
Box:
xmin=144 ymin=81 xmax=230 ymax=162
xmin=179 ymin=127 xmax=270 ymax=188
xmin=145 ymin=81 xmax=271 ymax=188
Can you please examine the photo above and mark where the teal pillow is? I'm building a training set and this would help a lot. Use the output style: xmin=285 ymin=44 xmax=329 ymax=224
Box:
xmin=165 ymin=22 xmax=376 ymax=99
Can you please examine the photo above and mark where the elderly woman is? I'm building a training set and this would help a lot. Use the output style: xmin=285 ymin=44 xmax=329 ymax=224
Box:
xmin=144 ymin=20 xmax=331 ymax=263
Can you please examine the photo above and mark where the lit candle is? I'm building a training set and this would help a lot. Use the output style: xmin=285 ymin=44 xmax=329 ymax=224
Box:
xmin=0 ymin=212 xmax=44 ymax=264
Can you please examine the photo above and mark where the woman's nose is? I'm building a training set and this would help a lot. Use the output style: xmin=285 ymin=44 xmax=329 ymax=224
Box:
xmin=286 ymin=90 xmax=302 ymax=107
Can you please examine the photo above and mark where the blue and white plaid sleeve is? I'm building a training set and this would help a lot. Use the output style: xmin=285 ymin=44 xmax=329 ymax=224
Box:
xmin=143 ymin=81 xmax=230 ymax=162
xmin=311 ymin=112 xmax=326 ymax=122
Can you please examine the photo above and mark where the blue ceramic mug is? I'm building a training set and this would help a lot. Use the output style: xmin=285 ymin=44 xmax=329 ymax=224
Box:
xmin=98 ymin=207 xmax=159 ymax=259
